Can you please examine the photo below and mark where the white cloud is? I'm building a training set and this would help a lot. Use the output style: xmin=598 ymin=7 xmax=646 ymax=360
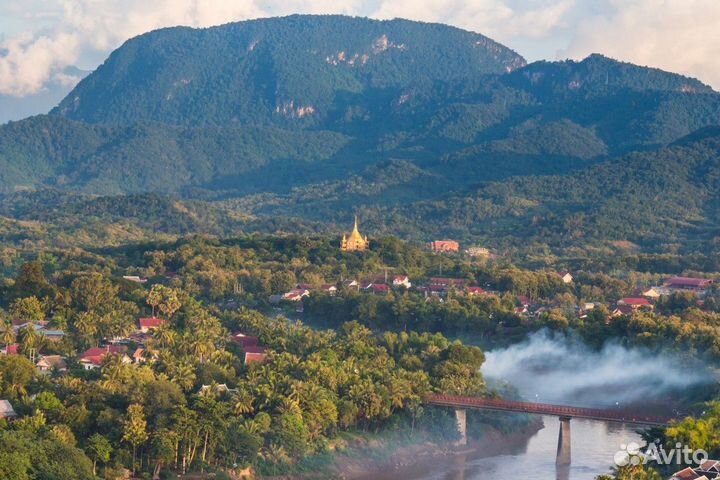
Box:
xmin=563 ymin=0 xmax=720 ymax=88
xmin=0 ymin=0 xmax=719 ymax=97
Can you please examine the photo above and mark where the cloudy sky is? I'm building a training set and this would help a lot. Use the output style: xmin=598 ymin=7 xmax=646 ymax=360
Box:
xmin=1 ymin=0 xmax=719 ymax=110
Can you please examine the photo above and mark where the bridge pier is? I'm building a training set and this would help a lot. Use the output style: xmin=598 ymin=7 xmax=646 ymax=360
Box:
xmin=556 ymin=416 xmax=571 ymax=466
xmin=454 ymin=408 xmax=467 ymax=446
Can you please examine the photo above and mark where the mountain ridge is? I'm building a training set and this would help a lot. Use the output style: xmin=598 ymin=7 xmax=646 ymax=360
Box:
xmin=0 ymin=14 xmax=719 ymax=255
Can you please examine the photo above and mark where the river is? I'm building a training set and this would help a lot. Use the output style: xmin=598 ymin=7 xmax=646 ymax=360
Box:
xmin=359 ymin=416 xmax=642 ymax=480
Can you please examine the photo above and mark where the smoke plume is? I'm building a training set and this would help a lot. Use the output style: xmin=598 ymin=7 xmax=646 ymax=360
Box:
xmin=482 ymin=330 xmax=712 ymax=408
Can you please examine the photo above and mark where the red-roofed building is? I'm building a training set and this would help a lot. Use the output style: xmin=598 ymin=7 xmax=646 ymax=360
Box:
xmin=429 ymin=277 xmax=467 ymax=288
xmin=231 ymin=333 xmax=259 ymax=348
xmin=664 ymin=277 xmax=714 ymax=293
xmin=244 ymin=346 xmax=267 ymax=364
xmin=430 ymin=240 xmax=459 ymax=253
xmin=282 ymin=288 xmax=310 ymax=302
xmin=79 ymin=345 xmax=129 ymax=370
xmin=2 ymin=344 xmax=18 ymax=355
xmin=517 ymin=295 xmax=532 ymax=307
xmin=370 ymin=284 xmax=390 ymax=294
xmin=618 ymin=297 xmax=653 ymax=309
xmin=670 ymin=460 xmax=720 ymax=480
xmin=466 ymin=286 xmax=485 ymax=296
xmin=138 ymin=317 xmax=166 ymax=333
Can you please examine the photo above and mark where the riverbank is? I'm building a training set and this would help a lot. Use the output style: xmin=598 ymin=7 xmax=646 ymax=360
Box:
xmin=336 ymin=421 xmax=544 ymax=480
xmin=256 ymin=416 xmax=543 ymax=480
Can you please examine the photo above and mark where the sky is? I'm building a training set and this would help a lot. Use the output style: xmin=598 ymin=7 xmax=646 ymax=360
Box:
xmin=1 ymin=0 xmax=719 ymax=117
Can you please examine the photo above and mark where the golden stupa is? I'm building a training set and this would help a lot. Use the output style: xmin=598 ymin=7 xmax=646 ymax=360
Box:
xmin=340 ymin=216 xmax=369 ymax=252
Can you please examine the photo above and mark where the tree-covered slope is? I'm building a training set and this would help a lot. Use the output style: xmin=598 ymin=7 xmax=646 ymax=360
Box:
xmin=52 ymin=15 xmax=525 ymax=127
xmin=0 ymin=15 xmax=718 ymax=256
xmin=0 ymin=116 xmax=348 ymax=194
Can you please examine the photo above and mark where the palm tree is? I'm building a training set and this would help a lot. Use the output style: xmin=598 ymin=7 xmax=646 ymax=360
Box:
xmin=169 ymin=359 xmax=196 ymax=392
xmin=153 ymin=326 xmax=176 ymax=350
xmin=18 ymin=324 xmax=42 ymax=361
xmin=1 ymin=322 xmax=16 ymax=349
xmin=101 ymin=354 xmax=129 ymax=393
xmin=232 ymin=390 xmax=254 ymax=416
xmin=74 ymin=312 xmax=99 ymax=347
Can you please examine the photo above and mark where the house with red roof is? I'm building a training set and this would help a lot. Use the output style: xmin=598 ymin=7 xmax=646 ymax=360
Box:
xmin=79 ymin=345 xmax=129 ymax=370
xmin=671 ymin=459 xmax=720 ymax=479
xmin=243 ymin=346 xmax=267 ymax=364
xmin=392 ymin=275 xmax=412 ymax=288
xmin=138 ymin=317 xmax=166 ymax=333
xmin=282 ymin=288 xmax=310 ymax=302
xmin=664 ymin=277 xmax=714 ymax=293
xmin=370 ymin=284 xmax=390 ymax=295
xmin=466 ymin=286 xmax=485 ymax=296
xmin=231 ymin=332 xmax=259 ymax=348
xmin=429 ymin=277 xmax=467 ymax=288
xmin=618 ymin=297 xmax=654 ymax=310
xmin=1 ymin=344 xmax=18 ymax=355
xmin=430 ymin=240 xmax=459 ymax=253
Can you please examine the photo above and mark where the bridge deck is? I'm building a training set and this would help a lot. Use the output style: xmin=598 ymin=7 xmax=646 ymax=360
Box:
xmin=427 ymin=394 xmax=672 ymax=426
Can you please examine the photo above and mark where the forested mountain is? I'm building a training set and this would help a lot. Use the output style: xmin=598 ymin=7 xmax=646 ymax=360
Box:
xmin=0 ymin=15 xmax=719 ymax=255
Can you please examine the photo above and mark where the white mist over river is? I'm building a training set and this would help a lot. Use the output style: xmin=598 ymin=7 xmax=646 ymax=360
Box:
xmin=366 ymin=331 xmax=713 ymax=480
xmin=483 ymin=330 xmax=710 ymax=408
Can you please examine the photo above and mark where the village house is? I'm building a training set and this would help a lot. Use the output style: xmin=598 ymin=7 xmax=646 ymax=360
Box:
xmin=1 ymin=344 xmax=18 ymax=355
xmin=558 ymin=271 xmax=574 ymax=284
xmin=466 ymin=286 xmax=485 ymax=296
xmin=12 ymin=323 xmax=64 ymax=342
xmin=612 ymin=305 xmax=634 ymax=317
xmin=671 ymin=459 xmax=720 ymax=480
xmin=36 ymin=355 xmax=67 ymax=374
xmin=138 ymin=317 xmax=166 ymax=333
xmin=231 ymin=332 xmax=259 ymax=348
xmin=517 ymin=295 xmax=532 ymax=308
xmin=79 ymin=345 xmax=130 ymax=370
xmin=640 ymin=286 xmax=664 ymax=299
xmin=0 ymin=400 xmax=17 ymax=420
xmin=321 ymin=284 xmax=338 ymax=296
xmin=430 ymin=240 xmax=459 ymax=253
xmin=122 ymin=275 xmax=148 ymax=284
xmin=342 ymin=279 xmax=360 ymax=290
xmin=199 ymin=383 xmax=238 ymax=396
xmin=465 ymin=246 xmax=491 ymax=258
xmin=243 ymin=346 xmax=267 ymax=364
xmin=282 ymin=288 xmax=310 ymax=302
xmin=132 ymin=348 xmax=146 ymax=363
xmin=392 ymin=275 xmax=412 ymax=288
xmin=429 ymin=277 xmax=468 ymax=289
xmin=369 ymin=284 xmax=390 ymax=295
xmin=41 ymin=328 xmax=65 ymax=342
xmin=664 ymin=276 xmax=714 ymax=294
xmin=617 ymin=297 xmax=654 ymax=310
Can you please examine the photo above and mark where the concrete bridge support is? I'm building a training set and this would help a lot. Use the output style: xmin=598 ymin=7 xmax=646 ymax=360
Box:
xmin=556 ymin=416 xmax=571 ymax=466
xmin=455 ymin=408 xmax=467 ymax=446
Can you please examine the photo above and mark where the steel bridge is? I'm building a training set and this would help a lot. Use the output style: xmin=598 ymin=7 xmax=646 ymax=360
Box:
xmin=425 ymin=394 xmax=674 ymax=466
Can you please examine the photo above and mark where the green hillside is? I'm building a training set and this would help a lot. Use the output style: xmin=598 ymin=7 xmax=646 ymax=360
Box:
xmin=0 ymin=15 xmax=718 ymax=256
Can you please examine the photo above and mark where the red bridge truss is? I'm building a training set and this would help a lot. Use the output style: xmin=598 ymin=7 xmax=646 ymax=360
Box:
xmin=426 ymin=394 xmax=673 ymax=426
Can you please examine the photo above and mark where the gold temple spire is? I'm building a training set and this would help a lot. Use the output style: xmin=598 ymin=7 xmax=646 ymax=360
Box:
xmin=341 ymin=216 xmax=369 ymax=252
